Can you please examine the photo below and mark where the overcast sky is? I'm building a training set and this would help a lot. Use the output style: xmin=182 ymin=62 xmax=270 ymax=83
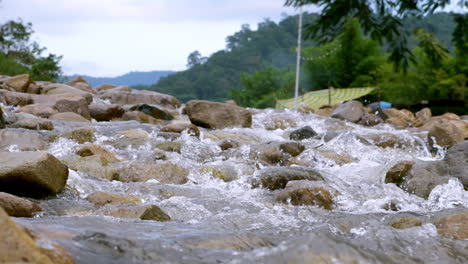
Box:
xmin=0 ymin=0 xmax=322 ymax=77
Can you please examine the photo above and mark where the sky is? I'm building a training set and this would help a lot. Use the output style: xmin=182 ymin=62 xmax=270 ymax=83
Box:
xmin=0 ymin=0 xmax=320 ymax=77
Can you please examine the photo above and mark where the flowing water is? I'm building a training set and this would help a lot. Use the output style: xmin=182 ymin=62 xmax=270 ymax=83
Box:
xmin=12 ymin=108 xmax=468 ymax=263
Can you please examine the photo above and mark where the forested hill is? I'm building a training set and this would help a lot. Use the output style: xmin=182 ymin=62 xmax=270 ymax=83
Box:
xmin=69 ymin=70 xmax=175 ymax=88
xmin=139 ymin=12 xmax=456 ymax=102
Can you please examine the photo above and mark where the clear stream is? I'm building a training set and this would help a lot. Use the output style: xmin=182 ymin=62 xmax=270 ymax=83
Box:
xmin=13 ymin=108 xmax=468 ymax=264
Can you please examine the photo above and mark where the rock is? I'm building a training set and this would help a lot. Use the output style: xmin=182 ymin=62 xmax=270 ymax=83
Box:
xmin=58 ymin=127 xmax=95 ymax=144
xmin=265 ymin=115 xmax=297 ymax=130
xmin=275 ymin=180 xmax=336 ymax=209
xmin=428 ymin=119 xmax=464 ymax=149
xmin=444 ymin=140 xmax=468 ymax=188
xmin=16 ymin=103 xmax=58 ymax=118
xmin=0 ymin=192 xmax=43 ymax=217
xmin=434 ymin=211 xmax=468 ymax=240
xmin=0 ymin=107 xmax=5 ymax=129
xmin=219 ymin=139 xmax=241 ymax=150
xmin=390 ymin=217 xmax=423 ymax=229
xmin=385 ymin=117 xmax=409 ymax=129
xmin=129 ymin=104 xmax=174 ymax=120
xmin=155 ymin=141 xmax=182 ymax=153
xmin=440 ymin=112 xmax=460 ymax=120
xmin=318 ymin=149 xmax=354 ymax=165
xmin=108 ymin=128 xmax=149 ymax=149
xmin=0 ymin=89 xmax=34 ymax=106
xmin=66 ymin=76 xmax=94 ymax=93
xmin=255 ymin=166 xmax=324 ymax=190
xmin=160 ymin=121 xmax=200 ymax=137
xmin=204 ymin=131 xmax=259 ymax=144
xmin=89 ymin=103 xmax=125 ymax=121
xmin=49 ymin=112 xmax=91 ymax=122
xmin=415 ymin=107 xmax=431 ymax=123
xmin=106 ymin=85 xmax=132 ymax=92
xmin=279 ymin=142 xmax=305 ymax=157
xmin=41 ymin=82 xmax=91 ymax=99
xmin=121 ymin=111 xmax=163 ymax=124
xmin=366 ymin=133 xmax=410 ymax=148
xmin=199 ymin=165 xmax=238 ymax=182
xmin=86 ymin=192 xmax=140 ymax=207
xmin=184 ymin=234 xmax=274 ymax=251
xmin=104 ymin=205 xmax=171 ymax=221
xmin=99 ymin=90 xmax=181 ymax=109
xmin=95 ymin=84 xmax=117 ymax=91
xmin=331 ymin=100 xmax=365 ymax=122
xmin=76 ymin=144 xmax=120 ymax=163
xmin=0 ymin=151 xmax=68 ymax=198
xmin=62 ymin=155 xmax=119 ymax=181
xmin=10 ymin=113 xmax=54 ymax=130
xmin=117 ymin=162 xmax=188 ymax=184
xmin=0 ymin=74 xmax=32 ymax=93
xmin=315 ymin=107 xmax=334 ymax=117
xmin=0 ymin=129 xmax=47 ymax=151
xmin=383 ymin=108 xmax=417 ymax=128
xmin=357 ymin=113 xmax=383 ymax=126
xmin=0 ymin=208 xmax=54 ymax=263
xmin=289 ymin=126 xmax=317 ymax=140
xmin=385 ymin=161 xmax=415 ymax=186
xmin=185 ymin=100 xmax=252 ymax=129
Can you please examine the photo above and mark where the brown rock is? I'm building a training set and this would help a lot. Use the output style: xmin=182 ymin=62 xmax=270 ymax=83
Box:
xmin=129 ymin=104 xmax=174 ymax=120
xmin=86 ymin=192 xmax=140 ymax=207
xmin=0 ymin=74 xmax=32 ymax=93
xmin=415 ymin=107 xmax=431 ymax=123
xmin=99 ymin=90 xmax=181 ymax=109
xmin=318 ymin=149 xmax=354 ymax=165
xmin=57 ymin=127 xmax=95 ymax=144
xmin=265 ymin=115 xmax=297 ymax=130
xmin=357 ymin=113 xmax=383 ymax=126
xmin=121 ymin=111 xmax=163 ymax=124
xmin=62 ymin=155 xmax=119 ymax=181
xmin=279 ymin=142 xmax=305 ymax=157
xmin=160 ymin=121 xmax=200 ymax=136
xmin=0 ymin=129 xmax=47 ymax=151
xmin=185 ymin=100 xmax=252 ymax=129
xmin=104 ymin=204 xmax=171 ymax=221
xmin=89 ymin=103 xmax=125 ymax=121
xmin=428 ymin=119 xmax=464 ymax=149
xmin=10 ymin=113 xmax=54 ymax=130
xmin=0 ymin=151 xmax=68 ymax=198
xmin=0 ymin=107 xmax=5 ymax=129
xmin=95 ymin=84 xmax=117 ymax=91
xmin=390 ymin=217 xmax=422 ymax=229
xmin=16 ymin=103 xmax=58 ymax=118
xmin=76 ymin=144 xmax=120 ymax=163
xmin=49 ymin=112 xmax=91 ymax=122
xmin=0 ymin=192 xmax=43 ymax=217
xmin=256 ymin=166 xmax=324 ymax=190
xmin=435 ymin=211 xmax=468 ymax=240
xmin=385 ymin=161 xmax=415 ymax=186
xmin=219 ymin=139 xmax=241 ymax=150
xmin=0 ymin=89 xmax=33 ymax=106
xmin=117 ymin=162 xmax=188 ymax=184
xmin=275 ymin=180 xmax=336 ymax=209
xmin=66 ymin=76 xmax=94 ymax=93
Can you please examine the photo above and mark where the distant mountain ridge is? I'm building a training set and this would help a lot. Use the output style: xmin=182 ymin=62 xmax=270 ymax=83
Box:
xmin=68 ymin=70 xmax=175 ymax=88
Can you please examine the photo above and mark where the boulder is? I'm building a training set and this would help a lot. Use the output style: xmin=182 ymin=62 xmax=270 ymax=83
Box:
xmin=86 ymin=192 xmax=140 ymax=207
xmin=357 ymin=113 xmax=383 ymax=126
xmin=365 ymin=133 xmax=411 ymax=148
xmin=155 ymin=141 xmax=182 ymax=153
xmin=117 ymin=162 xmax=188 ymax=184
xmin=103 ymin=204 xmax=171 ymax=221
xmin=56 ymin=127 xmax=96 ymax=144
xmin=0 ymin=107 xmax=4 ymax=129
xmin=428 ymin=119 xmax=464 ymax=149
xmin=383 ymin=108 xmax=417 ymax=128
xmin=279 ymin=142 xmax=305 ymax=157
xmin=218 ymin=139 xmax=241 ymax=150
xmin=76 ymin=144 xmax=120 ymax=163
xmin=89 ymin=103 xmax=125 ymax=121
xmin=318 ymin=149 xmax=354 ymax=165
xmin=95 ymin=83 xmax=117 ymax=91
xmin=289 ymin=126 xmax=317 ymax=140
xmin=107 ymin=128 xmax=149 ymax=149
xmin=444 ymin=140 xmax=468 ymax=188
xmin=9 ymin=113 xmax=54 ymax=130
xmin=331 ymin=100 xmax=364 ymax=122
xmin=0 ymin=152 xmax=68 ymax=198
xmin=160 ymin=121 xmax=200 ymax=137
xmin=129 ymin=104 xmax=174 ymax=120
xmin=415 ymin=107 xmax=431 ymax=124
xmin=66 ymin=76 xmax=94 ymax=93
xmin=390 ymin=217 xmax=423 ymax=229
xmin=385 ymin=161 xmax=415 ymax=185
xmin=199 ymin=165 xmax=238 ymax=182
xmin=434 ymin=211 xmax=468 ymax=240
xmin=121 ymin=111 xmax=163 ymax=125
xmin=265 ymin=115 xmax=297 ymax=130
xmin=275 ymin=180 xmax=337 ymax=209
xmin=16 ymin=103 xmax=58 ymax=118
xmin=0 ymin=192 xmax=42 ymax=217
xmin=0 ymin=129 xmax=47 ymax=151
xmin=99 ymin=90 xmax=181 ymax=109
xmin=0 ymin=207 xmax=54 ymax=263
xmin=41 ymin=82 xmax=92 ymax=98
xmin=0 ymin=74 xmax=32 ymax=93
xmin=106 ymin=85 xmax=132 ymax=92
xmin=255 ymin=166 xmax=324 ymax=190
xmin=0 ymin=89 xmax=34 ymax=106
xmin=49 ymin=112 xmax=91 ymax=122
xmin=62 ymin=155 xmax=119 ymax=181
xmin=185 ymin=100 xmax=252 ymax=129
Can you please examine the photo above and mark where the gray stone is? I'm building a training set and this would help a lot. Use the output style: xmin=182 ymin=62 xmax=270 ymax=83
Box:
xmin=331 ymin=100 xmax=365 ymax=122
xmin=289 ymin=126 xmax=317 ymax=140
xmin=185 ymin=100 xmax=252 ymax=129
xmin=255 ymin=166 xmax=324 ymax=190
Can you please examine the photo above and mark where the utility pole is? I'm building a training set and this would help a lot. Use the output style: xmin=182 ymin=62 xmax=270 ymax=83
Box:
xmin=294 ymin=7 xmax=303 ymax=109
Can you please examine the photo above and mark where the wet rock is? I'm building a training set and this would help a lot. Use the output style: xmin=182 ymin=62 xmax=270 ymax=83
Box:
xmin=275 ymin=180 xmax=336 ymax=209
xmin=444 ymin=140 xmax=468 ymax=188
xmin=57 ymin=127 xmax=96 ymax=144
xmin=265 ymin=115 xmax=297 ymax=130
xmin=76 ymin=144 xmax=120 ymax=163
xmin=357 ymin=112 xmax=383 ymax=127
xmin=318 ymin=149 xmax=354 ymax=165
xmin=109 ymin=128 xmax=149 ymax=149
xmin=66 ymin=76 xmax=94 ymax=93
xmin=279 ymin=142 xmax=305 ymax=157
xmin=255 ymin=166 xmax=324 ymax=190
xmin=385 ymin=161 xmax=415 ymax=186
xmin=160 ymin=121 xmax=200 ymax=137
xmin=86 ymin=192 xmax=140 ymax=207
xmin=390 ymin=217 xmax=423 ymax=229
xmin=289 ymin=126 xmax=317 ymax=140
xmin=0 ymin=89 xmax=34 ymax=106
xmin=434 ymin=211 xmax=468 ymax=240
xmin=428 ymin=119 xmax=464 ymax=149
xmin=0 ymin=107 xmax=4 ymax=129
xmin=0 ymin=74 xmax=32 ymax=93
xmin=103 ymin=204 xmax=171 ymax=221
xmin=315 ymin=107 xmax=334 ymax=117
xmin=16 ymin=103 xmax=58 ymax=118
xmin=62 ymin=155 xmax=119 ymax=181
xmin=0 ymin=129 xmax=47 ymax=151
xmin=0 ymin=192 xmax=43 ymax=217
xmin=199 ymin=165 xmax=238 ymax=182
xmin=118 ymin=162 xmax=188 ymax=184
xmin=415 ymin=107 xmax=431 ymax=123
xmin=0 ymin=207 xmax=54 ymax=263
xmin=331 ymin=100 xmax=364 ymax=122
xmin=0 ymin=151 xmax=68 ymax=198
xmin=129 ymin=104 xmax=174 ymax=120
xmin=218 ymin=139 xmax=241 ymax=150
xmin=10 ymin=113 xmax=54 ymax=130
xmin=184 ymin=234 xmax=274 ymax=251
xmin=155 ymin=141 xmax=182 ymax=153
xmin=366 ymin=133 xmax=410 ymax=148
xmin=49 ymin=112 xmax=91 ymax=122
xmin=254 ymin=144 xmax=289 ymax=166
xmin=383 ymin=108 xmax=417 ymax=128
xmin=99 ymin=90 xmax=181 ymax=109
xmin=204 ymin=131 xmax=259 ymax=144
xmin=89 ymin=103 xmax=125 ymax=121
xmin=121 ymin=111 xmax=164 ymax=125
xmin=185 ymin=100 xmax=252 ymax=129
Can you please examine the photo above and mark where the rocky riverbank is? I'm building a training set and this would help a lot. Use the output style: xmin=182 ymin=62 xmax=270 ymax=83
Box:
xmin=0 ymin=74 xmax=467 ymax=263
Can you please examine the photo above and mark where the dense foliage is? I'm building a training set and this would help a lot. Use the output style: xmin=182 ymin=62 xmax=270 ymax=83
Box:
xmin=0 ymin=19 xmax=62 ymax=81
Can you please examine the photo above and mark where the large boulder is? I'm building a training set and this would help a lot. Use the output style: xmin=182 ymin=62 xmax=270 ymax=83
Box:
xmin=0 ymin=89 xmax=33 ymax=106
xmin=0 ymin=192 xmax=43 ymax=217
xmin=185 ymin=100 xmax=252 ymax=129
xmin=76 ymin=144 xmax=120 ymax=163
xmin=66 ymin=76 xmax=94 ymax=93
xmin=16 ymin=103 xmax=59 ymax=118
xmin=0 ymin=129 xmax=47 ymax=151
xmin=254 ymin=166 xmax=324 ymax=190
xmin=415 ymin=107 xmax=432 ymax=124
xmin=434 ymin=211 xmax=468 ymax=240
xmin=129 ymin=103 xmax=174 ymax=120
xmin=117 ymin=162 xmax=188 ymax=184
xmin=9 ymin=113 xmax=54 ymax=130
xmin=428 ymin=119 xmax=464 ymax=149
xmin=99 ymin=90 xmax=181 ymax=109
xmin=331 ymin=100 xmax=365 ymax=122
xmin=41 ymin=82 xmax=92 ymax=99
xmin=89 ymin=103 xmax=125 ymax=121
xmin=444 ymin=140 xmax=468 ymax=187
xmin=49 ymin=112 xmax=91 ymax=122
xmin=0 ymin=74 xmax=32 ymax=93
xmin=0 ymin=152 xmax=69 ymax=198
xmin=62 ymin=155 xmax=119 ymax=181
